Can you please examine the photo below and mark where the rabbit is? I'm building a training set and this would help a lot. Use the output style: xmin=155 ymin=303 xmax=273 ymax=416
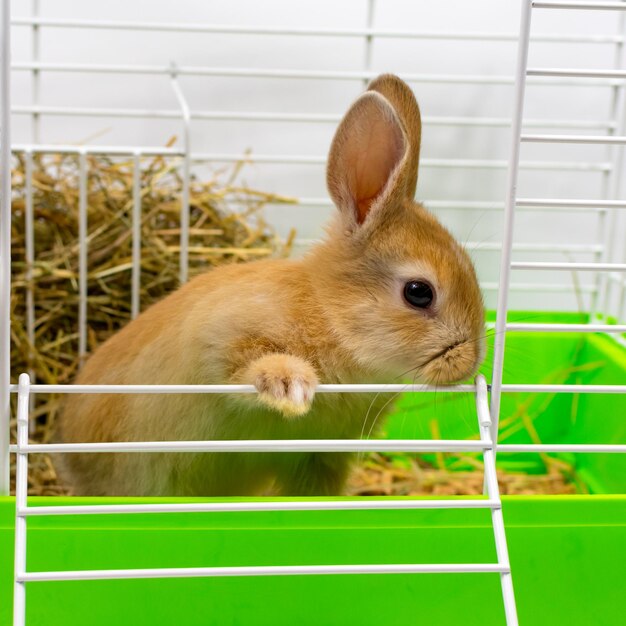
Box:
xmin=56 ymin=74 xmax=485 ymax=497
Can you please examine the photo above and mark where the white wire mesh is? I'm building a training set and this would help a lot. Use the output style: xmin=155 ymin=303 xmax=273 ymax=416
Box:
xmin=7 ymin=1 xmax=626 ymax=313
xmin=10 ymin=373 xmax=519 ymax=625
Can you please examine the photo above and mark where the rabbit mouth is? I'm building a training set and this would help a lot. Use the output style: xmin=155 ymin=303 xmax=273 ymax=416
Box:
xmin=424 ymin=340 xmax=465 ymax=365
xmin=419 ymin=339 xmax=478 ymax=384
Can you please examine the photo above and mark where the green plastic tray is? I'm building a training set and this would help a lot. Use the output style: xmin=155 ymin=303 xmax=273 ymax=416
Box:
xmin=1 ymin=497 xmax=625 ymax=625
xmin=1 ymin=318 xmax=624 ymax=625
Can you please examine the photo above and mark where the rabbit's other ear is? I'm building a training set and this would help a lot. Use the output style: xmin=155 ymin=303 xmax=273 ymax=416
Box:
xmin=367 ymin=74 xmax=421 ymax=201
xmin=326 ymin=75 xmax=421 ymax=229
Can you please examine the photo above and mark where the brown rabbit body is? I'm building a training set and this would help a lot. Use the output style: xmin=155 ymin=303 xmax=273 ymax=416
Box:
xmin=57 ymin=75 xmax=485 ymax=496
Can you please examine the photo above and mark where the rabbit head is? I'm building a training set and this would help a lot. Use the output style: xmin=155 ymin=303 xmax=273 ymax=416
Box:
xmin=310 ymin=74 xmax=485 ymax=385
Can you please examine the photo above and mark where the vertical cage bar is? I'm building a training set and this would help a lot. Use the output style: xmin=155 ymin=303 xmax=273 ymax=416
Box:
xmin=180 ymin=128 xmax=190 ymax=286
xmin=0 ymin=0 xmax=11 ymax=494
xmin=619 ymin=271 xmax=626 ymax=320
xmin=595 ymin=9 xmax=626 ymax=318
xmin=591 ymin=33 xmax=619 ymax=317
xmin=363 ymin=0 xmax=376 ymax=88
xmin=616 ymin=203 xmax=626 ymax=320
xmin=24 ymin=151 xmax=35 ymax=432
xmin=489 ymin=0 xmax=533 ymax=441
xmin=476 ymin=375 xmax=518 ymax=626
xmin=13 ymin=373 xmax=31 ymax=626
xmin=170 ymin=67 xmax=191 ymax=285
xmin=131 ymin=152 xmax=141 ymax=319
xmin=601 ymin=131 xmax=626 ymax=319
xmin=78 ymin=151 xmax=88 ymax=362
xmin=31 ymin=0 xmax=40 ymax=143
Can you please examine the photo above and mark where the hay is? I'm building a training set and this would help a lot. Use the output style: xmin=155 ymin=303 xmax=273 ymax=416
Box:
xmin=347 ymin=453 xmax=578 ymax=496
xmin=8 ymin=147 xmax=295 ymax=494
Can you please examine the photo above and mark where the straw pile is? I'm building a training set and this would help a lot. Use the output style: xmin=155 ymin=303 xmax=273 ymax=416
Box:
xmin=8 ymin=148 xmax=295 ymax=494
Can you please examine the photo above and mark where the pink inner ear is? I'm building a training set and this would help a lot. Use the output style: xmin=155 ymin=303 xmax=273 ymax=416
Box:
xmin=351 ymin=117 xmax=405 ymax=224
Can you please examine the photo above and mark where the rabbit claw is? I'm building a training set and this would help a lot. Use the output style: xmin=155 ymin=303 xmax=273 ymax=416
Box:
xmin=249 ymin=354 xmax=318 ymax=418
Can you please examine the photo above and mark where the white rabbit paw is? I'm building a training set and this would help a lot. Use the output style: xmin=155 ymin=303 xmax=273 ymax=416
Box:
xmin=249 ymin=354 xmax=318 ymax=418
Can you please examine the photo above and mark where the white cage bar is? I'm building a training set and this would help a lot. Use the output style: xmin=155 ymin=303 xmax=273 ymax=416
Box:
xmin=169 ymin=66 xmax=191 ymax=285
xmin=8 ymin=15 xmax=626 ymax=40
xmin=131 ymin=152 xmax=142 ymax=319
xmin=0 ymin=0 xmax=10 ymax=495
xmin=18 ymin=563 xmax=509 ymax=583
xmin=77 ymin=151 xmax=88 ymax=362
xmin=12 ymin=61 xmax=626 ymax=87
xmin=489 ymin=0 xmax=533 ymax=439
xmin=23 ymin=150 xmax=35 ymax=433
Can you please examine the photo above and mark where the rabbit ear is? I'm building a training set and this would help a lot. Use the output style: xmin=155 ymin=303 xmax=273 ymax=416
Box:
xmin=367 ymin=74 xmax=421 ymax=201
xmin=326 ymin=75 xmax=421 ymax=228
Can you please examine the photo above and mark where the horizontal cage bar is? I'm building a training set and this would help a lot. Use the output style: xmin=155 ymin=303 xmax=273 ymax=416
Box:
xmin=532 ymin=1 xmax=626 ymax=9
xmin=189 ymin=155 xmax=613 ymax=171
xmin=17 ymin=563 xmax=510 ymax=583
xmin=527 ymin=67 xmax=626 ymax=79
xmin=11 ymin=62 xmax=626 ymax=86
xmin=294 ymin=197 xmax=610 ymax=212
xmin=10 ymin=440 xmax=626 ymax=457
xmin=10 ymin=439 xmax=492 ymax=454
xmin=8 ymin=383 xmax=625 ymax=395
xmin=521 ymin=133 xmax=626 ymax=144
xmin=9 ymin=17 xmax=625 ymax=43
xmin=510 ymin=261 xmax=626 ymax=271
xmin=293 ymin=240 xmax=603 ymax=253
xmin=12 ymin=143 xmax=181 ymax=156
xmin=8 ymin=106 xmax=617 ymax=130
xmin=11 ymin=62 xmax=519 ymax=82
xmin=480 ymin=282 xmax=597 ymax=293
xmin=497 ymin=444 xmax=626 ymax=452
xmin=498 ymin=384 xmax=626 ymax=393
xmin=8 ymin=383 xmax=475 ymax=394
xmin=516 ymin=197 xmax=626 ymax=208
xmin=11 ymin=146 xmax=609 ymax=172
xmin=506 ymin=323 xmax=626 ymax=332
xmin=18 ymin=499 xmax=501 ymax=517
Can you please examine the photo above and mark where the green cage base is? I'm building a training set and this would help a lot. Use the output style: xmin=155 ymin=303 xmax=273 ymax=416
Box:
xmin=1 ymin=496 xmax=625 ymax=625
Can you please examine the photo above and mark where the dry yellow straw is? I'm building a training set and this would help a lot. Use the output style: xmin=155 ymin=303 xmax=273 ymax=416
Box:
xmin=8 ymin=151 xmax=296 ymax=495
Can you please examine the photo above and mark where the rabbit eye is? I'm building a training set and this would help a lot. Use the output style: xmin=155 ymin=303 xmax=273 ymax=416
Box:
xmin=403 ymin=280 xmax=434 ymax=309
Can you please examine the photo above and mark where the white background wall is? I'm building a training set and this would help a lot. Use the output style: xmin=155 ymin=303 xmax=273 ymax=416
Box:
xmin=9 ymin=0 xmax=626 ymax=315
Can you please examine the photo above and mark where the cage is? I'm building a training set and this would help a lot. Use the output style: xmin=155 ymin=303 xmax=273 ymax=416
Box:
xmin=0 ymin=1 xmax=625 ymax=625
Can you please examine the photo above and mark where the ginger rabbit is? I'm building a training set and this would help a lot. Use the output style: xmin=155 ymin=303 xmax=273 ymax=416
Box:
xmin=57 ymin=74 xmax=485 ymax=496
